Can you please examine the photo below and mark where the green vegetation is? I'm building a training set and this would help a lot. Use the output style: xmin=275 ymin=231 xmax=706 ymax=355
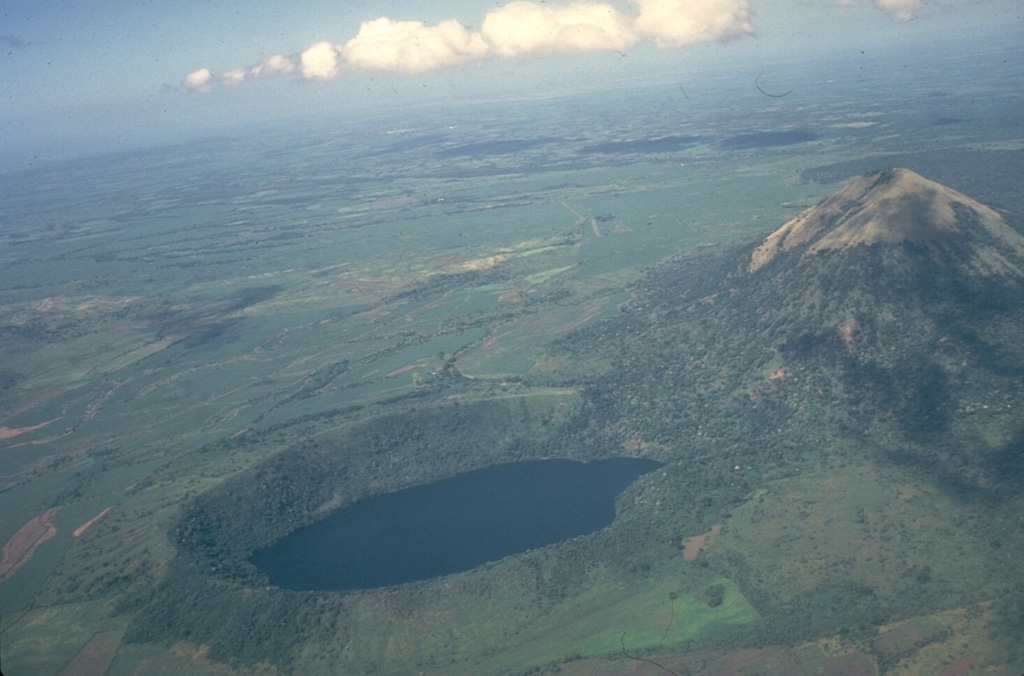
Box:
xmin=3 ymin=56 xmax=1024 ymax=676
xmin=525 ymin=265 xmax=576 ymax=285
xmin=476 ymin=575 xmax=759 ymax=674
xmin=117 ymin=179 xmax=1024 ymax=671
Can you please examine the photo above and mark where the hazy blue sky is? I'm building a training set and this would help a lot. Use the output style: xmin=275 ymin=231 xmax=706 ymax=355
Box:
xmin=2 ymin=0 xmax=1020 ymax=167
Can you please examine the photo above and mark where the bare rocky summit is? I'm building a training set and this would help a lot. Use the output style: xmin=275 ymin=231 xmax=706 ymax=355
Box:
xmin=750 ymin=168 xmax=1024 ymax=276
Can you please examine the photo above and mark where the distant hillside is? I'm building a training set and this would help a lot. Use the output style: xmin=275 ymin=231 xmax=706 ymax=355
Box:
xmin=558 ymin=167 xmax=1024 ymax=499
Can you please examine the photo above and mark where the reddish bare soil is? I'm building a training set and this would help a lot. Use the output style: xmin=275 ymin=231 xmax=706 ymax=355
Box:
xmin=73 ymin=506 xmax=112 ymax=538
xmin=682 ymin=524 xmax=721 ymax=561
xmin=872 ymin=617 xmax=947 ymax=659
xmin=0 ymin=506 xmax=60 ymax=581
xmin=940 ymin=655 xmax=978 ymax=676
xmin=481 ymin=329 xmax=517 ymax=350
xmin=0 ymin=417 xmax=61 ymax=439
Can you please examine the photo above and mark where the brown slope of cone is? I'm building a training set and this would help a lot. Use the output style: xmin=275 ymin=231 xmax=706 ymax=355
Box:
xmin=749 ymin=168 xmax=1024 ymax=276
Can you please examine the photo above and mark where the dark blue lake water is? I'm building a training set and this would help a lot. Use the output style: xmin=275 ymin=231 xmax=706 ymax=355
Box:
xmin=251 ymin=457 xmax=661 ymax=591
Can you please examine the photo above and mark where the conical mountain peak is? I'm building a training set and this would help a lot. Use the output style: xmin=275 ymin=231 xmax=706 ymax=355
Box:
xmin=749 ymin=168 xmax=1024 ymax=275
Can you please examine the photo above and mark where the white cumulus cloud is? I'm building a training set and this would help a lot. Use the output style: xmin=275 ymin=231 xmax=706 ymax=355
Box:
xmin=341 ymin=17 xmax=489 ymax=73
xmin=632 ymin=0 xmax=754 ymax=47
xmin=221 ymin=68 xmax=248 ymax=87
xmin=481 ymin=1 xmax=639 ymax=57
xmin=187 ymin=55 xmax=298 ymax=93
xmin=873 ymin=0 xmax=923 ymax=22
xmin=301 ymin=41 xmax=340 ymax=80
xmin=183 ymin=67 xmax=213 ymax=92
xmin=250 ymin=54 xmax=296 ymax=78
xmin=182 ymin=0 xmax=767 ymax=92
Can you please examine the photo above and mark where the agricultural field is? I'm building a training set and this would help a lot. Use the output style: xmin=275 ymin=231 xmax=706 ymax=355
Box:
xmin=2 ymin=35 xmax=1023 ymax=676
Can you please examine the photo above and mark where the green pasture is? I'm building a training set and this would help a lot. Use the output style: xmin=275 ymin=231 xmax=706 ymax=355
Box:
xmin=476 ymin=574 xmax=758 ymax=673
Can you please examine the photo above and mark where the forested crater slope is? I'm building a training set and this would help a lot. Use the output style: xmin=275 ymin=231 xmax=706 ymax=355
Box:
xmin=126 ymin=169 xmax=1024 ymax=673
